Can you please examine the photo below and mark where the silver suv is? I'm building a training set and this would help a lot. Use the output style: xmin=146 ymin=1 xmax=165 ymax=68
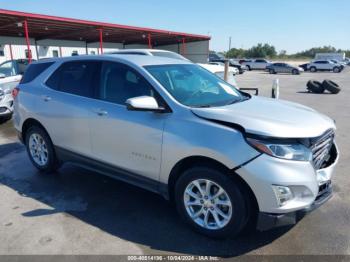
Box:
xmin=13 ymin=55 xmax=338 ymax=238
xmin=307 ymin=60 xmax=343 ymax=73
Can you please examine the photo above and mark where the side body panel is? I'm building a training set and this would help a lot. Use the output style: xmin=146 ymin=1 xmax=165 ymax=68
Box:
xmin=89 ymin=100 xmax=167 ymax=181
xmin=159 ymin=112 xmax=260 ymax=184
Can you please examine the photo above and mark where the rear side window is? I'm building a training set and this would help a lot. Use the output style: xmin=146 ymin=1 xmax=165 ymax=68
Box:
xmin=20 ymin=62 xmax=54 ymax=84
xmin=46 ymin=61 xmax=101 ymax=98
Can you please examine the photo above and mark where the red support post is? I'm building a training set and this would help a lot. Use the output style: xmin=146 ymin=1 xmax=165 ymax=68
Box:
xmin=23 ymin=20 xmax=32 ymax=63
xmin=148 ymin=33 xmax=152 ymax=49
xmin=182 ymin=37 xmax=186 ymax=56
xmin=99 ymin=28 xmax=103 ymax=54
xmin=9 ymin=44 xmax=13 ymax=60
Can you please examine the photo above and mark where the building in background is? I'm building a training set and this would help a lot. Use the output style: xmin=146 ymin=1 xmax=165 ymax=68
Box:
xmin=0 ymin=9 xmax=210 ymax=64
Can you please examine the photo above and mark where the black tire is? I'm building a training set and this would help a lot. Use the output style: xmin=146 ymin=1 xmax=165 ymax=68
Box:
xmin=333 ymin=67 xmax=341 ymax=73
xmin=292 ymin=69 xmax=299 ymax=75
xmin=310 ymin=66 xmax=317 ymax=72
xmin=25 ymin=126 xmax=60 ymax=173
xmin=269 ymin=69 xmax=274 ymax=74
xmin=0 ymin=114 xmax=12 ymax=124
xmin=175 ymin=167 xmax=248 ymax=238
xmin=322 ymin=80 xmax=341 ymax=94
xmin=306 ymin=80 xmax=325 ymax=93
xmin=246 ymin=65 xmax=251 ymax=71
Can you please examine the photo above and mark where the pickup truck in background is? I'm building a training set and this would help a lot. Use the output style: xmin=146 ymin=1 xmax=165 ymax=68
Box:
xmin=241 ymin=59 xmax=271 ymax=70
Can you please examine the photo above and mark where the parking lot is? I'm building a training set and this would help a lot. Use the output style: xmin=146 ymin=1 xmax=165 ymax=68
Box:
xmin=0 ymin=68 xmax=349 ymax=257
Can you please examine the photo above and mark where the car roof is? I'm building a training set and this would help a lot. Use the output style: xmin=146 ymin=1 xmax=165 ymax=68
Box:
xmin=30 ymin=54 xmax=192 ymax=67
xmin=108 ymin=49 xmax=175 ymax=54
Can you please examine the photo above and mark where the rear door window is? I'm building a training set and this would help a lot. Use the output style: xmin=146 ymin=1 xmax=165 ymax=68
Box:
xmin=46 ymin=61 xmax=101 ymax=98
xmin=20 ymin=62 xmax=54 ymax=84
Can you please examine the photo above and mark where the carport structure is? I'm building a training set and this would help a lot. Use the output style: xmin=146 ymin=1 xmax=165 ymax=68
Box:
xmin=0 ymin=9 xmax=210 ymax=63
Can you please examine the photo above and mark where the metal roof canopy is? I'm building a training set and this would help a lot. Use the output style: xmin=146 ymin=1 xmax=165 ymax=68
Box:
xmin=0 ymin=9 xmax=210 ymax=47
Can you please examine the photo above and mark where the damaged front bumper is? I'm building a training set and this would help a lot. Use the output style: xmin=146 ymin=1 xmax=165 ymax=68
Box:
xmin=257 ymin=180 xmax=333 ymax=231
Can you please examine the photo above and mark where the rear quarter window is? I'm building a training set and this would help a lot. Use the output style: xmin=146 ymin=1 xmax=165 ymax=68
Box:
xmin=45 ymin=61 xmax=101 ymax=98
xmin=20 ymin=62 xmax=54 ymax=84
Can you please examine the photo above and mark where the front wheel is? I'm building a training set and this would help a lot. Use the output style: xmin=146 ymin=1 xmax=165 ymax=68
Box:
xmin=292 ymin=69 xmax=299 ymax=75
xmin=310 ymin=67 xmax=317 ymax=72
xmin=175 ymin=167 xmax=248 ymax=238
xmin=25 ymin=126 xmax=60 ymax=173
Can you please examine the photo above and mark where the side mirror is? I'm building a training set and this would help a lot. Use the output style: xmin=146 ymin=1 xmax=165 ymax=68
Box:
xmin=126 ymin=96 xmax=165 ymax=112
xmin=0 ymin=73 xmax=6 ymax=79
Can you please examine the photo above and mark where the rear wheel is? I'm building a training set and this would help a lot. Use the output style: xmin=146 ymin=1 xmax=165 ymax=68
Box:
xmin=0 ymin=114 xmax=12 ymax=124
xmin=269 ymin=69 xmax=275 ymax=74
xmin=333 ymin=67 xmax=340 ymax=73
xmin=25 ymin=126 xmax=60 ymax=173
xmin=175 ymin=167 xmax=248 ymax=238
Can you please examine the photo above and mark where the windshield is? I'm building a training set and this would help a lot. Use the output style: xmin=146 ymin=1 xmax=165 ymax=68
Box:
xmin=150 ymin=51 xmax=188 ymax=61
xmin=215 ymin=72 xmax=238 ymax=87
xmin=145 ymin=64 xmax=243 ymax=107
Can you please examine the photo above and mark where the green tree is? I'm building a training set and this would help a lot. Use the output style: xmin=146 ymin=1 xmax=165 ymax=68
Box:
xmin=225 ymin=48 xmax=246 ymax=58
xmin=245 ymin=43 xmax=277 ymax=58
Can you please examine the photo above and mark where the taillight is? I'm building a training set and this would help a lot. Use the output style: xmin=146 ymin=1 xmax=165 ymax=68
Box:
xmin=12 ymin=87 xmax=20 ymax=99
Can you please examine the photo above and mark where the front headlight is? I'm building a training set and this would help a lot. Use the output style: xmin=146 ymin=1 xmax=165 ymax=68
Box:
xmin=247 ymin=138 xmax=312 ymax=161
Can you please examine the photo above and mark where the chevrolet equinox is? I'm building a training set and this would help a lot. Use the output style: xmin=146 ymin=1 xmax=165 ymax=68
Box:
xmin=13 ymin=55 xmax=338 ymax=238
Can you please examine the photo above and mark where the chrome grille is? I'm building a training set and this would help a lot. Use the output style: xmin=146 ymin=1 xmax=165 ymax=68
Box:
xmin=310 ymin=129 xmax=335 ymax=170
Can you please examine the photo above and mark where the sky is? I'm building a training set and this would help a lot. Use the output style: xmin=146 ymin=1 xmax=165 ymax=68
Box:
xmin=0 ymin=0 xmax=349 ymax=54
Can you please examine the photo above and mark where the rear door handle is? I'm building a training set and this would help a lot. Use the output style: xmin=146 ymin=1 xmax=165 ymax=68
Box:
xmin=42 ymin=95 xmax=52 ymax=102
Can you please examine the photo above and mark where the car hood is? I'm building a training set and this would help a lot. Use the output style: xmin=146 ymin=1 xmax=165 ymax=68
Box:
xmin=191 ymin=96 xmax=335 ymax=138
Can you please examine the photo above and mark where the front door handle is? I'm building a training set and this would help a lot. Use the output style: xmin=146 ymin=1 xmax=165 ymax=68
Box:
xmin=42 ymin=95 xmax=51 ymax=102
xmin=93 ymin=109 xmax=108 ymax=116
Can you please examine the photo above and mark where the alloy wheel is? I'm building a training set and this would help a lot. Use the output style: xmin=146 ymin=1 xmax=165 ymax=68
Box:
xmin=29 ymin=133 xmax=49 ymax=166
xmin=183 ymin=179 xmax=232 ymax=230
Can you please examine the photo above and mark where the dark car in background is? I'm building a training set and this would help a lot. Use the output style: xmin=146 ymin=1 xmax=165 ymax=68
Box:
xmin=299 ymin=63 xmax=309 ymax=71
xmin=209 ymin=56 xmax=247 ymax=74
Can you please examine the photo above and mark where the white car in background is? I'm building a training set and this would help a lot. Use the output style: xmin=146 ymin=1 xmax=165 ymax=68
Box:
xmin=208 ymin=62 xmax=239 ymax=75
xmin=307 ymin=60 xmax=343 ymax=73
xmin=198 ymin=63 xmax=238 ymax=87
xmin=0 ymin=59 xmax=30 ymax=122
xmin=108 ymin=49 xmax=189 ymax=61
